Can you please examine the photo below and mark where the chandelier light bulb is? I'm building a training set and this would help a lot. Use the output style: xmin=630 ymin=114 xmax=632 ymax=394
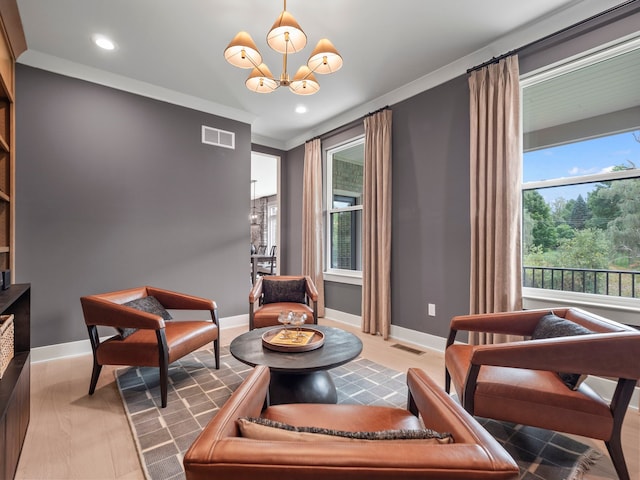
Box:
xmin=224 ymin=31 xmax=263 ymax=69
xmin=246 ymin=64 xmax=278 ymax=93
xmin=289 ymin=65 xmax=319 ymax=95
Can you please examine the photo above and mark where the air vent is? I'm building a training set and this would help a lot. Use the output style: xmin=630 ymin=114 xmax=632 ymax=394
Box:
xmin=202 ymin=125 xmax=235 ymax=149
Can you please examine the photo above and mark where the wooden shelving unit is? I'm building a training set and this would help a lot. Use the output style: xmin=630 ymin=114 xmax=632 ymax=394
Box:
xmin=0 ymin=2 xmax=28 ymax=478
xmin=0 ymin=284 xmax=30 ymax=479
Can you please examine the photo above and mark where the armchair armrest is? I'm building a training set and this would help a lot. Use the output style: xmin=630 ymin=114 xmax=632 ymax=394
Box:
xmin=186 ymin=366 xmax=270 ymax=457
xmin=147 ymin=286 xmax=217 ymax=311
xmin=249 ymin=277 xmax=264 ymax=304
xmin=470 ymin=332 xmax=640 ymax=380
xmin=303 ymin=276 xmax=318 ymax=301
xmin=446 ymin=308 xmax=561 ymax=347
xmin=407 ymin=369 xmax=494 ymax=444
xmin=80 ymin=296 xmax=165 ymax=330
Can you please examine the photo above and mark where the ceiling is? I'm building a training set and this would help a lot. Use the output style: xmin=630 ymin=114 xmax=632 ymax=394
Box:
xmin=15 ymin=0 xmax=628 ymax=150
xmin=523 ymin=42 xmax=640 ymax=134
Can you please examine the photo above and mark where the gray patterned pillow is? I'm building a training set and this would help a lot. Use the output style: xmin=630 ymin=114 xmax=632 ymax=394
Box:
xmin=531 ymin=313 xmax=593 ymax=390
xmin=262 ymin=279 xmax=306 ymax=304
xmin=238 ymin=417 xmax=453 ymax=443
xmin=117 ymin=296 xmax=173 ymax=338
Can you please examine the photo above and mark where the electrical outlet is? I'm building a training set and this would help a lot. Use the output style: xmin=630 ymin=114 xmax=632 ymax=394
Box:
xmin=428 ymin=303 xmax=436 ymax=317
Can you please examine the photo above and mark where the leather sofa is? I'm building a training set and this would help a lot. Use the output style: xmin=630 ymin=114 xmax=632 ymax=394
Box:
xmin=184 ymin=365 xmax=518 ymax=479
xmin=445 ymin=307 xmax=640 ymax=480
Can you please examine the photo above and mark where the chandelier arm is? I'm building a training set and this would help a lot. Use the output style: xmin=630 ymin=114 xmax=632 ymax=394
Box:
xmin=282 ymin=50 xmax=288 ymax=80
xmin=249 ymin=58 xmax=274 ymax=80
xmin=305 ymin=61 xmax=321 ymax=77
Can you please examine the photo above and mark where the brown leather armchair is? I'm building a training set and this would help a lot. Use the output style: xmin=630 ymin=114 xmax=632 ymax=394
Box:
xmin=183 ymin=365 xmax=519 ymax=480
xmin=81 ymin=286 xmax=220 ymax=407
xmin=444 ymin=307 xmax=640 ymax=480
xmin=249 ymin=275 xmax=318 ymax=330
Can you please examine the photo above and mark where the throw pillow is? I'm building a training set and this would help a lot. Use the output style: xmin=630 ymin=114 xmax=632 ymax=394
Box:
xmin=262 ymin=278 xmax=306 ymax=304
xmin=531 ymin=312 xmax=593 ymax=390
xmin=237 ymin=417 xmax=454 ymax=444
xmin=116 ymin=296 xmax=173 ymax=339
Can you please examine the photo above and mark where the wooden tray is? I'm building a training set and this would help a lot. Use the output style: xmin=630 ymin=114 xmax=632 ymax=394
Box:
xmin=262 ymin=327 xmax=325 ymax=352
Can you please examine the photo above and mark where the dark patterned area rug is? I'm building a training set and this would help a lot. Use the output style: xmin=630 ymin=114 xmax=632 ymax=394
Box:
xmin=115 ymin=346 xmax=615 ymax=480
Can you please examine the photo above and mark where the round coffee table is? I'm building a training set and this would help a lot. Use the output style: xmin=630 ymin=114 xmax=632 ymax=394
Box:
xmin=230 ymin=325 xmax=363 ymax=404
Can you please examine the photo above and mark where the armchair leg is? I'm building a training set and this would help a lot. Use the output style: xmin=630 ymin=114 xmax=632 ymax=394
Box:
xmin=156 ymin=329 xmax=169 ymax=408
xmin=605 ymin=437 xmax=629 ymax=480
xmin=213 ymin=339 xmax=220 ymax=369
xmin=87 ymin=325 xmax=102 ymax=395
xmin=210 ymin=309 xmax=220 ymax=369
xmin=444 ymin=368 xmax=451 ymax=394
xmin=88 ymin=359 xmax=102 ymax=395
xmin=604 ymin=378 xmax=636 ymax=480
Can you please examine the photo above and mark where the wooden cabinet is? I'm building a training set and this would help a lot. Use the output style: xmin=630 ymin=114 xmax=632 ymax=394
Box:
xmin=0 ymin=284 xmax=30 ymax=479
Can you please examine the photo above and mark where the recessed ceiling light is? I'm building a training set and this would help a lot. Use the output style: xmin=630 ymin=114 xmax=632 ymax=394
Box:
xmin=295 ymin=105 xmax=307 ymax=114
xmin=92 ymin=34 xmax=116 ymax=51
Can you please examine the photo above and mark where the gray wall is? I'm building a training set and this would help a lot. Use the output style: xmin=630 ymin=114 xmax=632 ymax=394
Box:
xmin=16 ymin=65 xmax=252 ymax=347
xmin=391 ymin=75 xmax=471 ymax=337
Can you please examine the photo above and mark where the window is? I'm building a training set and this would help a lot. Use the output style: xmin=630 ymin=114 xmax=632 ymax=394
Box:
xmin=521 ymin=38 xmax=640 ymax=302
xmin=325 ymin=137 xmax=364 ymax=274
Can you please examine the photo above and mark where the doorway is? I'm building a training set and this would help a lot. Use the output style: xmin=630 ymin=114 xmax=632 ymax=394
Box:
xmin=251 ymin=152 xmax=280 ymax=278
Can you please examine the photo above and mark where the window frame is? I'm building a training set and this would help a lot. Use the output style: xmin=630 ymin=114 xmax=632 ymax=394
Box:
xmin=520 ymin=36 xmax=640 ymax=313
xmin=324 ymin=135 xmax=365 ymax=282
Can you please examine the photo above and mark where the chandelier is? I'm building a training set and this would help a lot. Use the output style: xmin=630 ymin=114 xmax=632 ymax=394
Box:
xmin=223 ymin=0 xmax=343 ymax=95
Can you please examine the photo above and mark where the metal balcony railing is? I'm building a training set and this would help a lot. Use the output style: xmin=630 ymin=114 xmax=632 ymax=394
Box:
xmin=523 ymin=266 xmax=640 ymax=298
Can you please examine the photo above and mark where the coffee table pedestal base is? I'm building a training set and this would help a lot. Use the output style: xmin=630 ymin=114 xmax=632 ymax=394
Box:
xmin=269 ymin=371 xmax=337 ymax=405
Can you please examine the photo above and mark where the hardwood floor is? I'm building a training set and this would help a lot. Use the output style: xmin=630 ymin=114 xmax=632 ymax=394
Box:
xmin=16 ymin=318 xmax=639 ymax=479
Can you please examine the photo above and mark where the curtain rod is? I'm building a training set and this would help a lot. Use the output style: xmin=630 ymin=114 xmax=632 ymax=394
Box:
xmin=466 ymin=0 xmax=638 ymax=74
xmin=306 ymin=106 xmax=390 ymax=144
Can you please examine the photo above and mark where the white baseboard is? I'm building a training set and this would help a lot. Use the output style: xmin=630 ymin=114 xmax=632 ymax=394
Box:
xmin=324 ymin=308 xmax=360 ymax=328
xmin=31 ymin=338 xmax=95 ymax=363
xmin=31 ymin=315 xmax=250 ymax=364
xmin=324 ymin=308 xmax=446 ymax=354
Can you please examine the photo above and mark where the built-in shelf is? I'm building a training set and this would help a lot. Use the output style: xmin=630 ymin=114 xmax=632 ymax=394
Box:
xmin=0 ymin=4 xmax=27 ymax=477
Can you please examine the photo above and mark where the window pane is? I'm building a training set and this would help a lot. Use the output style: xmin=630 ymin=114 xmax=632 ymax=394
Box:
xmin=330 ymin=210 xmax=362 ymax=270
xmin=331 ymin=143 xmax=363 ymax=208
xmin=523 ymin=177 xmax=640 ymax=297
xmin=524 ymin=132 xmax=640 ymax=183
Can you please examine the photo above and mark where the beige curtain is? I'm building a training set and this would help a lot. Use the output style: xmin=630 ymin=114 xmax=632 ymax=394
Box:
xmin=302 ymin=138 xmax=325 ymax=317
xmin=468 ymin=55 xmax=522 ymax=344
xmin=362 ymin=109 xmax=392 ymax=339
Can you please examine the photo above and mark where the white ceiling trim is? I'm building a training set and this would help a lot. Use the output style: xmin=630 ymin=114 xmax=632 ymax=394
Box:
xmin=17 ymin=49 xmax=256 ymax=126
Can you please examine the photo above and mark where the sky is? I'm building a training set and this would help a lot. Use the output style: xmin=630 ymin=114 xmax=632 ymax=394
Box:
xmin=523 ymin=131 xmax=640 ymax=203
